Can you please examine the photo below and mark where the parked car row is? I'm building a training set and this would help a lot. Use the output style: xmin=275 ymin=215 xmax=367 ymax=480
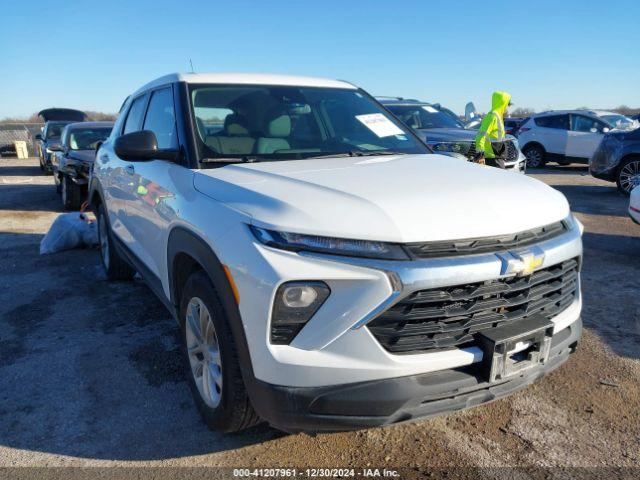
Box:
xmin=85 ymin=72 xmax=583 ymax=434
xmin=35 ymin=108 xmax=113 ymax=209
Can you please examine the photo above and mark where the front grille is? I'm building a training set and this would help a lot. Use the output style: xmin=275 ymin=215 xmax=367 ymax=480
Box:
xmin=504 ymin=140 xmax=518 ymax=161
xmin=368 ymin=258 xmax=579 ymax=354
xmin=405 ymin=221 xmax=567 ymax=259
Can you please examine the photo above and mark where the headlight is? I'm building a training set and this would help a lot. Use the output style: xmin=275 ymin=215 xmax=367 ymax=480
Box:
xmin=271 ymin=281 xmax=330 ymax=344
xmin=250 ymin=226 xmax=409 ymax=260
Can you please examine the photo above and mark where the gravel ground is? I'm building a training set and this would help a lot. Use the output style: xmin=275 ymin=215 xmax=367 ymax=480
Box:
xmin=0 ymin=158 xmax=638 ymax=476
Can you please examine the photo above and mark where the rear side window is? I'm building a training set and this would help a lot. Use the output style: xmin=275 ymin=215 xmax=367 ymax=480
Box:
xmin=535 ymin=115 xmax=568 ymax=130
xmin=143 ymin=88 xmax=178 ymax=150
xmin=123 ymin=95 xmax=148 ymax=134
xmin=571 ymin=115 xmax=607 ymax=133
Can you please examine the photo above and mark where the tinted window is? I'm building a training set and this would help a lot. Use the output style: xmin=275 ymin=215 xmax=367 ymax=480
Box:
xmin=123 ymin=95 xmax=147 ymax=134
xmin=535 ymin=115 xmax=568 ymax=130
xmin=143 ymin=88 xmax=177 ymax=150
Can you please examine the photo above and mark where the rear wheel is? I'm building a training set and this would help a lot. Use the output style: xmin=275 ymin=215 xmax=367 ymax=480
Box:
xmin=61 ymin=174 xmax=82 ymax=210
xmin=617 ymin=158 xmax=640 ymax=195
xmin=96 ymin=203 xmax=136 ymax=280
xmin=180 ymin=270 xmax=260 ymax=433
xmin=523 ymin=144 xmax=546 ymax=168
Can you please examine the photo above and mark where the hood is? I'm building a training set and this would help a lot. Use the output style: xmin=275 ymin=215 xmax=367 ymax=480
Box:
xmin=416 ymin=128 xmax=477 ymax=143
xmin=491 ymin=91 xmax=511 ymax=116
xmin=194 ymin=154 xmax=569 ymax=243
xmin=417 ymin=128 xmax=516 ymax=144
xmin=67 ymin=150 xmax=96 ymax=163
xmin=38 ymin=108 xmax=87 ymax=122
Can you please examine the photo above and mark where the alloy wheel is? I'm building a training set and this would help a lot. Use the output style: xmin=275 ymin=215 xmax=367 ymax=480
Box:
xmin=526 ymin=149 xmax=542 ymax=168
xmin=619 ymin=160 xmax=640 ymax=193
xmin=185 ymin=297 xmax=223 ymax=409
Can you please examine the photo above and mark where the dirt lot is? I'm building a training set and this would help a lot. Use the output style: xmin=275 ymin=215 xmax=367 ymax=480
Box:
xmin=0 ymin=158 xmax=639 ymax=475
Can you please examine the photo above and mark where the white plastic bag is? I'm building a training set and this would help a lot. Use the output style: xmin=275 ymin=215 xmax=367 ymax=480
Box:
xmin=39 ymin=212 xmax=98 ymax=255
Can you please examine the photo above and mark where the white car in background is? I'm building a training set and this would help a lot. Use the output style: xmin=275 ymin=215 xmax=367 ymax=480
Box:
xmin=518 ymin=110 xmax=636 ymax=168
xmin=629 ymin=187 xmax=640 ymax=224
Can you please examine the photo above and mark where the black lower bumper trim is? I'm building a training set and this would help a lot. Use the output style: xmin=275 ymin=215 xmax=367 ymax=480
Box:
xmin=246 ymin=318 xmax=581 ymax=433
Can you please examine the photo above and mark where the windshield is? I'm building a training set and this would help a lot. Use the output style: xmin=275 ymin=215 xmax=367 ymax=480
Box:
xmin=45 ymin=123 xmax=68 ymax=139
xmin=68 ymin=127 xmax=112 ymax=150
xmin=601 ymin=114 xmax=633 ymax=128
xmin=189 ymin=85 xmax=428 ymax=161
xmin=385 ymin=105 xmax=464 ymax=130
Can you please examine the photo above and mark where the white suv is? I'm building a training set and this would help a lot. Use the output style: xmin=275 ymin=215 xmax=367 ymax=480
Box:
xmin=519 ymin=110 xmax=634 ymax=168
xmin=90 ymin=73 xmax=583 ymax=433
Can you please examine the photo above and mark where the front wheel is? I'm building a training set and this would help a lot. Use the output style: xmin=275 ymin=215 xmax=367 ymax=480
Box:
xmin=96 ymin=203 xmax=136 ymax=280
xmin=61 ymin=174 xmax=82 ymax=210
xmin=180 ymin=270 xmax=260 ymax=433
xmin=524 ymin=144 xmax=546 ymax=168
xmin=617 ymin=158 xmax=640 ymax=195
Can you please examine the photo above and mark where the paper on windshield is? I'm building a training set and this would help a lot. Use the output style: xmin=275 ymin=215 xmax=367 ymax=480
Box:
xmin=356 ymin=113 xmax=404 ymax=138
xmin=422 ymin=106 xmax=438 ymax=113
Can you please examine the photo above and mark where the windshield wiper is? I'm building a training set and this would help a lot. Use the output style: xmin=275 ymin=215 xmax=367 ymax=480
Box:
xmin=200 ymin=156 xmax=260 ymax=164
xmin=305 ymin=150 xmax=408 ymax=160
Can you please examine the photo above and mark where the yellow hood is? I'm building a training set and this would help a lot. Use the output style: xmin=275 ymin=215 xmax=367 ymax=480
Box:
xmin=491 ymin=91 xmax=511 ymax=115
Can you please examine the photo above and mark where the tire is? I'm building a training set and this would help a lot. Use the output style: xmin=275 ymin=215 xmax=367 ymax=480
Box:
xmin=616 ymin=157 xmax=640 ymax=195
xmin=523 ymin=144 xmax=546 ymax=168
xmin=54 ymin=172 xmax=62 ymax=194
xmin=61 ymin=174 xmax=82 ymax=210
xmin=180 ymin=270 xmax=260 ymax=433
xmin=96 ymin=203 xmax=136 ymax=280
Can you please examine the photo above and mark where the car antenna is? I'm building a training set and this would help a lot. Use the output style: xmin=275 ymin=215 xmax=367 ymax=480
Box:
xmin=189 ymin=58 xmax=195 ymax=73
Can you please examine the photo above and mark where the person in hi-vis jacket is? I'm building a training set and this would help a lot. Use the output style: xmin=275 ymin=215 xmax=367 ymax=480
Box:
xmin=474 ymin=91 xmax=511 ymax=168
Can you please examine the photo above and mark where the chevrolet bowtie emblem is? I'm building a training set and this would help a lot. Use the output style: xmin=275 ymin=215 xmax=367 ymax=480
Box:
xmin=496 ymin=247 xmax=545 ymax=276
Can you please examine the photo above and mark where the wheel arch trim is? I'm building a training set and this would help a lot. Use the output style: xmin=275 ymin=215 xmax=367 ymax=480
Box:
xmin=166 ymin=227 xmax=257 ymax=381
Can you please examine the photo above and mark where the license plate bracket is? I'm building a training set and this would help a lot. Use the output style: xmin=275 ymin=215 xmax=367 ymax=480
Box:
xmin=477 ymin=316 xmax=554 ymax=383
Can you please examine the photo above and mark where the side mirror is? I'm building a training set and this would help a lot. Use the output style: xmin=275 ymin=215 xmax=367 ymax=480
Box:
xmin=114 ymin=130 xmax=177 ymax=161
xmin=48 ymin=143 xmax=62 ymax=152
xmin=35 ymin=134 xmax=42 ymax=141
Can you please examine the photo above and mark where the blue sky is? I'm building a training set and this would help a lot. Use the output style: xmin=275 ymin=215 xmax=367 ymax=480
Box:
xmin=1 ymin=0 xmax=639 ymax=118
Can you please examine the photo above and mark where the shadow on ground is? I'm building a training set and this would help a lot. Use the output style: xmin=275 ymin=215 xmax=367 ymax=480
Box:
xmin=580 ymin=231 xmax=640 ymax=361
xmin=0 ymin=232 xmax=283 ymax=461
xmin=527 ymin=165 xmax=589 ymax=175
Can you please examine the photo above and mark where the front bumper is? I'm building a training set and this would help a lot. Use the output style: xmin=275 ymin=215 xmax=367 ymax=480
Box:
xmin=248 ymin=318 xmax=581 ymax=432
xmin=589 ymin=135 xmax=624 ymax=181
xmin=218 ymin=216 xmax=583 ymax=390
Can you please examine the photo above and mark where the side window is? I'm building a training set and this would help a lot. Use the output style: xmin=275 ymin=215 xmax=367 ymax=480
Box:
xmin=535 ymin=115 xmax=568 ymax=130
xmin=123 ymin=95 xmax=148 ymax=135
xmin=143 ymin=88 xmax=178 ymax=150
xmin=571 ymin=115 xmax=605 ymax=133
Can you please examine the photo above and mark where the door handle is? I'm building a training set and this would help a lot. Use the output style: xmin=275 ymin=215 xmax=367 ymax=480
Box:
xmin=124 ymin=164 xmax=135 ymax=175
